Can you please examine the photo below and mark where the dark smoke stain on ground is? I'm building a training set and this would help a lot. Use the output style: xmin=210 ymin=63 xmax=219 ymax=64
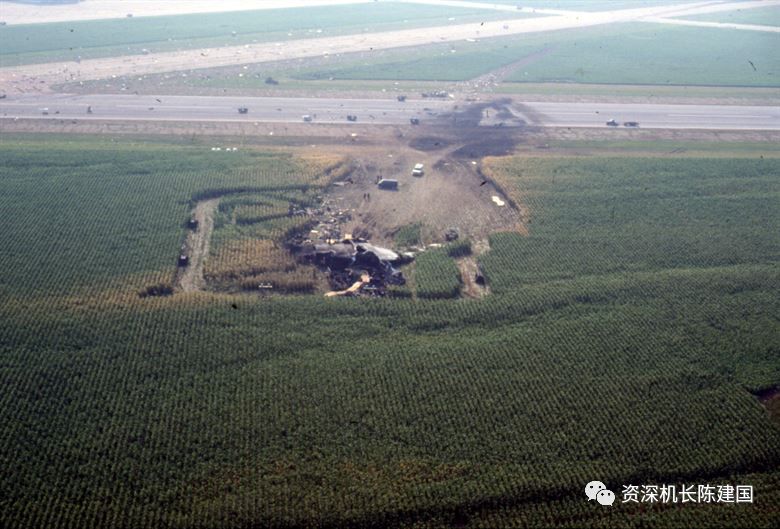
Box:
xmin=451 ymin=133 xmax=518 ymax=158
xmin=408 ymin=136 xmax=451 ymax=151
xmin=427 ymin=98 xmax=533 ymax=158
xmin=444 ymin=98 xmax=515 ymax=128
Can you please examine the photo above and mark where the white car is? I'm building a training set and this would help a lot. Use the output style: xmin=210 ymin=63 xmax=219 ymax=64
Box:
xmin=412 ymin=163 xmax=424 ymax=176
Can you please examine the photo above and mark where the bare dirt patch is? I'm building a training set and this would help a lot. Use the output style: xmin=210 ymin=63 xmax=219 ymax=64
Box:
xmin=319 ymin=99 xmax=530 ymax=246
xmin=177 ymin=197 xmax=219 ymax=292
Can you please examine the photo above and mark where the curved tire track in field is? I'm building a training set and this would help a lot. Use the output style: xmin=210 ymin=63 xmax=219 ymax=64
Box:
xmin=178 ymin=197 xmax=219 ymax=292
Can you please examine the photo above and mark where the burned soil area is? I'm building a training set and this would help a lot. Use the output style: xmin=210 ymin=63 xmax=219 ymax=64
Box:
xmin=408 ymin=136 xmax=452 ymax=152
xmin=451 ymin=132 xmax=518 ymax=158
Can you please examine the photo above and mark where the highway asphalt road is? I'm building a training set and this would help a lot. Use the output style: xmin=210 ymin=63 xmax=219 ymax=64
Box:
xmin=515 ymin=101 xmax=780 ymax=131
xmin=0 ymin=94 xmax=450 ymax=126
xmin=1 ymin=94 xmax=778 ymax=131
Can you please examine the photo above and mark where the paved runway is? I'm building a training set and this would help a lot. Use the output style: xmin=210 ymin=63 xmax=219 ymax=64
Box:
xmin=1 ymin=93 xmax=778 ymax=130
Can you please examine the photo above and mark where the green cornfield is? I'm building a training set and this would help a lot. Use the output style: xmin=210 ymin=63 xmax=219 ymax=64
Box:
xmin=1 ymin=136 xmax=779 ymax=528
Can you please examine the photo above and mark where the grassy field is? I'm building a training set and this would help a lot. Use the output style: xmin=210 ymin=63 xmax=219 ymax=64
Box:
xmin=0 ymin=3 xmax=538 ymax=67
xmin=676 ymin=5 xmax=780 ymax=26
xmin=57 ymin=17 xmax=779 ymax=98
xmin=286 ymin=22 xmax=778 ymax=86
xmin=1 ymin=135 xmax=779 ymax=528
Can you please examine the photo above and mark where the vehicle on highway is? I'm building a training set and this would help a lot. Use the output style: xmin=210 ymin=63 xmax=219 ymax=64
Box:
xmin=87 ymin=106 xmax=93 ymax=114
xmin=238 ymin=107 xmax=249 ymax=114
xmin=397 ymin=95 xmax=407 ymax=102
xmin=606 ymin=119 xmax=619 ymax=126
xmin=303 ymin=115 xmax=313 ymax=122
xmin=624 ymin=121 xmax=640 ymax=127
xmin=346 ymin=115 xmax=357 ymax=122
xmin=41 ymin=108 xmax=49 ymax=115
xmin=410 ymin=118 xmax=420 ymax=125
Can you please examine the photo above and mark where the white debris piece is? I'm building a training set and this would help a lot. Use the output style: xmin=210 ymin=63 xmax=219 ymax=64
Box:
xmin=492 ymin=196 xmax=506 ymax=207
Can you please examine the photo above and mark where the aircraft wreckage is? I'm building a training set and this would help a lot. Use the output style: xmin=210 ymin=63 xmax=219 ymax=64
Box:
xmin=295 ymin=239 xmax=413 ymax=297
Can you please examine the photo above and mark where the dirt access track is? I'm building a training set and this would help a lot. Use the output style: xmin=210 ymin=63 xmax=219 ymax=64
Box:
xmin=177 ymin=198 xmax=218 ymax=292
xmin=4 ymin=1 xmax=776 ymax=94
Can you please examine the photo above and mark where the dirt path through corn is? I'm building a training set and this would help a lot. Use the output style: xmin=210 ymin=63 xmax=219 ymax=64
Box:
xmin=178 ymin=197 xmax=219 ymax=292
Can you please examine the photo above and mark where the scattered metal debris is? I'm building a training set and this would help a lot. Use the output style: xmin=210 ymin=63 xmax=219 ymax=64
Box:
xmin=299 ymin=238 xmax=410 ymax=296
